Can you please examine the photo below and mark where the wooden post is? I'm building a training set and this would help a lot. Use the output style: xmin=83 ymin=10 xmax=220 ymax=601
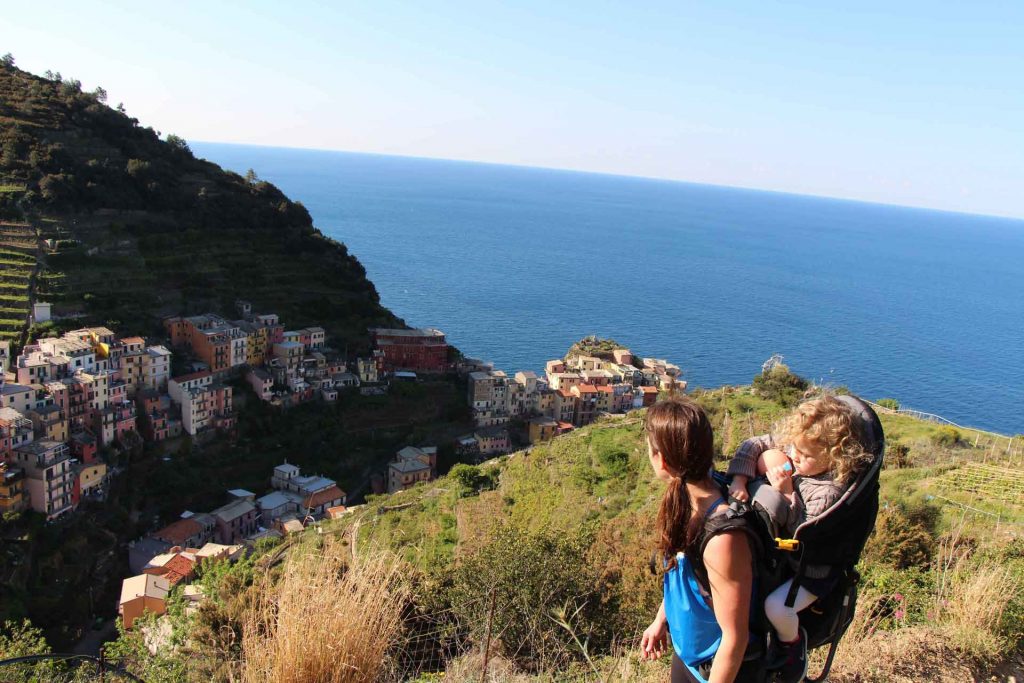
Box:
xmin=481 ymin=587 xmax=497 ymax=683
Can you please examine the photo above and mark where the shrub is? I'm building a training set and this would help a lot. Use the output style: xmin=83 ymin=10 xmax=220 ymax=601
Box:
xmin=931 ymin=426 xmax=961 ymax=448
xmin=445 ymin=523 xmax=602 ymax=671
xmin=751 ymin=364 xmax=809 ymax=407
xmin=877 ymin=398 xmax=900 ymax=411
xmin=862 ymin=501 xmax=939 ymax=570
xmin=448 ymin=463 xmax=496 ymax=496
xmin=886 ymin=441 xmax=911 ymax=469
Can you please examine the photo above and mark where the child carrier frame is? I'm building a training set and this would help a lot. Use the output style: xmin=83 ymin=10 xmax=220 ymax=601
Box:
xmin=703 ymin=394 xmax=884 ymax=682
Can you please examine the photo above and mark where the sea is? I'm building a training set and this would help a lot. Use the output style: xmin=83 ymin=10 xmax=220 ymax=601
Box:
xmin=192 ymin=142 xmax=1024 ymax=435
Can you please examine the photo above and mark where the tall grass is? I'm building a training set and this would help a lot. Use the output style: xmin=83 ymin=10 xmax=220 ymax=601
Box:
xmin=931 ymin=527 xmax=1021 ymax=657
xmin=242 ymin=540 xmax=409 ymax=683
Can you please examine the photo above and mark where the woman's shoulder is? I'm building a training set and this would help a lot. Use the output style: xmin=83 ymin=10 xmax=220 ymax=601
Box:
xmin=701 ymin=525 xmax=753 ymax=568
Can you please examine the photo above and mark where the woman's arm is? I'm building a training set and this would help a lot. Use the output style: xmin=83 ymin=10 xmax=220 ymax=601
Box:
xmin=704 ymin=531 xmax=753 ymax=683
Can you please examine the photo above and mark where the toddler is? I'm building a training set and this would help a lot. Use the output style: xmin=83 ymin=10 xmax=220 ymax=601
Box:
xmin=726 ymin=395 xmax=871 ymax=682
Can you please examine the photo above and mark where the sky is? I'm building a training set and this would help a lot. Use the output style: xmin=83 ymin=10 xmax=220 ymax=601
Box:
xmin=5 ymin=1 xmax=1024 ymax=218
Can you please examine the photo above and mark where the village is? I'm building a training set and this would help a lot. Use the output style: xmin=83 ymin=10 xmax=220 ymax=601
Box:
xmin=1 ymin=302 xmax=684 ymax=632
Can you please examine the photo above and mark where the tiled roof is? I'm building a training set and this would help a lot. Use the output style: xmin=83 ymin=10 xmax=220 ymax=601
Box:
xmin=153 ymin=518 xmax=203 ymax=545
xmin=162 ymin=554 xmax=197 ymax=585
xmin=305 ymin=485 xmax=345 ymax=509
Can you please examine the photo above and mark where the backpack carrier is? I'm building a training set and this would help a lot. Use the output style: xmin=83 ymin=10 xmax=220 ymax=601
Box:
xmin=697 ymin=395 xmax=884 ymax=683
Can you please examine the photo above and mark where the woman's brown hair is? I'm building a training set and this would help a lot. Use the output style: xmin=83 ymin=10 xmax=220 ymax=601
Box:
xmin=646 ymin=396 xmax=715 ymax=568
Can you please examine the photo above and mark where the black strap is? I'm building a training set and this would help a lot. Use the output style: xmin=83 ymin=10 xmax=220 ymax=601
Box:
xmin=785 ymin=551 xmax=806 ymax=608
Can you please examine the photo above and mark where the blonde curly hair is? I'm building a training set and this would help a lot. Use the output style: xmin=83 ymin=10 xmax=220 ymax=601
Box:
xmin=774 ymin=394 xmax=872 ymax=484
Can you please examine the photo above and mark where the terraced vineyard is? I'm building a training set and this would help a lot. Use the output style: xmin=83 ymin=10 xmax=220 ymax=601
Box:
xmin=0 ymin=221 xmax=40 ymax=342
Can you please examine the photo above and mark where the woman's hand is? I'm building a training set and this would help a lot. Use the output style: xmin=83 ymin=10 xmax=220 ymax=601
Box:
xmin=640 ymin=613 xmax=669 ymax=660
xmin=727 ymin=475 xmax=749 ymax=503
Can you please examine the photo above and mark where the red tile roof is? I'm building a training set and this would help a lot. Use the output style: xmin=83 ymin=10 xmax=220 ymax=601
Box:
xmin=596 ymin=385 xmax=615 ymax=393
xmin=576 ymin=384 xmax=598 ymax=394
xmin=162 ymin=554 xmax=197 ymax=585
xmin=153 ymin=518 xmax=203 ymax=545
xmin=305 ymin=485 xmax=345 ymax=509
xmin=639 ymin=386 xmax=659 ymax=394
xmin=326 ymin=505 xmax=348 ymax=519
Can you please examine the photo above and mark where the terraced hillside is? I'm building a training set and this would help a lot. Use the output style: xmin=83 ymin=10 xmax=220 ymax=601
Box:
xmin=0 ymin=221 xmax=39 ymax=342
xmin=0 ymin=62 xmax=401 ymax=350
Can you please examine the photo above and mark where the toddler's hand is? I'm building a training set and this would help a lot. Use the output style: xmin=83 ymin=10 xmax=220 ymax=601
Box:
xmin=766 ymin=463 xmax=794 ymax=494
xmin=728 ymin=476 xmax=749 ymax=503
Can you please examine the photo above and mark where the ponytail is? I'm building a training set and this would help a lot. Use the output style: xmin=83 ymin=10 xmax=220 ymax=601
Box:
xmin=646 ymin=396 xmax=715 ymax=569
xmin=657 ymin=477 xmax=693 ymax=570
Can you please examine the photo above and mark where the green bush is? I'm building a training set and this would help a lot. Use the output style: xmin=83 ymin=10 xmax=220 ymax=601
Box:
xmin=448 ymin=463 xmax=497 ymax=496
xmin=862 ymin=500 xmax=939 ymax=570
xmin=931 ymin=426 xmax=962 ymax=448
xmin=444 ymin=523 xmax=604 ymax=670
xmin=886 ymin=441 xmax=911 ymax=469
xmin=751 ymin=364 xmax=809 ymax=407
xmin=877 ymin=398 xmax=900 ymax=411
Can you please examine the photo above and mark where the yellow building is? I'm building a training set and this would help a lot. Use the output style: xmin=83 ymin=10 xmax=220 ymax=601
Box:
xmin=78 ymin=462 xmax=108 ymax=498
xmin=0 ymin=463 xmax=26 ymax=514
xmin=29 ymin=405 xmax=68 ymax=443
xmin=527 ymin=417 xmax=558 ymax=444
xmin=245 ymin=326 xmax=269 ymax=366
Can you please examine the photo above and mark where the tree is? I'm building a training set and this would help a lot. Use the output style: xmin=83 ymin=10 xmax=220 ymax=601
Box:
xmin=92 ymin=86 xmax=108 ymax=102
xmin=244 ymin=168 xmax=259 ymax=185
xmin=165 ymin=134 xmax=190 ymax=154
xmin=0 ymin=53 xmax=14 ymax=67
xmin=877 ymin=398 xmax=900 ymax=411
xmin=0 ymin=619 xmax=65 ymax=679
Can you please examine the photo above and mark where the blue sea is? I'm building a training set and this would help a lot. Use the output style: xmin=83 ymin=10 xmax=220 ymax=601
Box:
xmin=193 ymin=143 xmax=1024 ymax=435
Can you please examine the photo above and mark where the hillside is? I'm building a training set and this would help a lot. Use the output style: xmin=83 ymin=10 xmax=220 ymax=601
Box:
xmin=74 ymin=385 xmax=1024 ymax=683
xmin=0 ymin=61 xmax=400 ymax=349
xmin=0 ymin=60 xmax=481 ymax=655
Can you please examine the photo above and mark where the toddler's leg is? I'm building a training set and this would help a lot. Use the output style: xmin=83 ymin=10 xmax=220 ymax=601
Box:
xmin=764 ymin=579 xmax=819 ymax=643
xmin=757 ymin=448 xmax=792 ymax=477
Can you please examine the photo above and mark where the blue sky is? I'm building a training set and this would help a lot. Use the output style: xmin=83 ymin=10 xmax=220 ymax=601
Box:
xmin=5 ymin=1 xmax=1024 ymax=218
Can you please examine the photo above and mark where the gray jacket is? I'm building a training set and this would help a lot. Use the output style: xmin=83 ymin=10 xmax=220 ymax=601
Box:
xmin=727 ymin=434 xmax=843 ymax=529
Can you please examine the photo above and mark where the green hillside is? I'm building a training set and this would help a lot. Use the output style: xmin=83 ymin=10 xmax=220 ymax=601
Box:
xmin=0 ymin=61 xmax=400 ymax=349
xmin=74 ymin=384 xmax=1024 ymax=683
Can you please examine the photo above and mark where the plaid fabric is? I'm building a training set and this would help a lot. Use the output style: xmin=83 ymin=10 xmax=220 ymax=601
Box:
xmin=726 ymin=434 xmax=775 ymax=479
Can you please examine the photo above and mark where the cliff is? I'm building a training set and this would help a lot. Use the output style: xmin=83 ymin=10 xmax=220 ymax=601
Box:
xmin=0 ymin=62 xmax=400 ymax=350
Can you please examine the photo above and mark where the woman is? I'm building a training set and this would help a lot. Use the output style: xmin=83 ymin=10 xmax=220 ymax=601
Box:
xmin=639 ymin=397 xmax=758 ymax=683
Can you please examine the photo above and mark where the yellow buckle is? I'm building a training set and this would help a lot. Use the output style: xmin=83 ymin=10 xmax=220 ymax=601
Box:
xmin=775 ymin=538 xmax=800 ymax=552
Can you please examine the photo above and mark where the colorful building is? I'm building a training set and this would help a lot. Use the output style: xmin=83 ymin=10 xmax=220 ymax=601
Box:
xmin=370 ymin=328 xmax=449 ymax=374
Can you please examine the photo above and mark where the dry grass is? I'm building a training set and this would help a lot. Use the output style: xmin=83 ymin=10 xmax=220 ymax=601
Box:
xmin=829 ymin=524 xmax=1021 ymax=682
xmin=242 ymin=539 xmax=409 ymax=683
xmin=931 ymin=528 xmax=1021 ymax=657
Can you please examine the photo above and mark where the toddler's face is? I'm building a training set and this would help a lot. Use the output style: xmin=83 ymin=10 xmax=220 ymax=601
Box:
xmin=789 ymin=436 xmax=830 ymax=477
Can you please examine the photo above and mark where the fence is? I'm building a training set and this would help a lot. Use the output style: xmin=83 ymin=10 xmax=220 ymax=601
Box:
xmin=0 ymin=653 xmax=143 ymax=682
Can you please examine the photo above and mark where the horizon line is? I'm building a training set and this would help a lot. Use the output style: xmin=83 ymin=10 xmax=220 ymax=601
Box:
xmin=191 ymin=139 xmax=1024 ymax=224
